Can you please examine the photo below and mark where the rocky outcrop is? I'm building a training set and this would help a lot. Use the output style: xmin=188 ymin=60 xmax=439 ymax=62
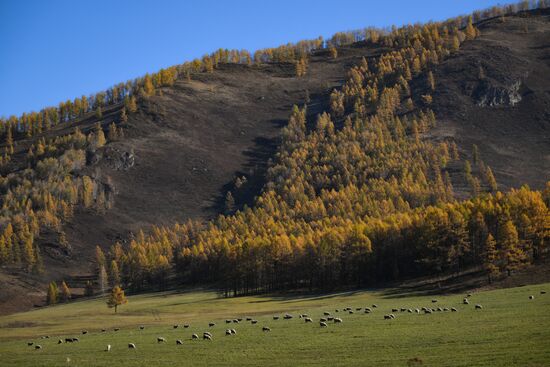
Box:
xmin=473 ymin=79 xmax=522 ymax=107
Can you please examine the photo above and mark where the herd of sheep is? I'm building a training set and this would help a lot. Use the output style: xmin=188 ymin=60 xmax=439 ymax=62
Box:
xmin=26 ymin=290 xmax=546 ymax=351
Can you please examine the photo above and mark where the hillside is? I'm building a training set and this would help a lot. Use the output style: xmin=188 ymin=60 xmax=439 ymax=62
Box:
xmin=1 ymin=6 xmax=549 ymax=315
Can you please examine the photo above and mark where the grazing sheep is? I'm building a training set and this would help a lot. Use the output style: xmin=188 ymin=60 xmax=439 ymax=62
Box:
xmin=114 ymin=328 xmax=120 ymax=332
xmin=443 ymin=308 xmax=449 ymax=311
xmin=246 ymin=317 xmax=252 ymax=321
xmin=475 ymin=304 xmax=483 ymax=310
xmin=529 ymin=295 xmax=534 ymax=300
xmin=58 ymin=339 xmax=63 ymax=344
xmin=192 ymin=334 xmax=199 ymax=340
xmin=407 ymin=309 xmax=413 ymax=313
xmin=384 ymin=315 xmax=392 ymax=320
xmin=128 ymin=343 xmax=136 ymax=349
xmin=364 ymin=309 xmax=371 ymax=314
xmin=173 ymin=325 xmax=179 ymax=329
xmin=82 ymin=330 xmax=88 ymax=335
xmin=65 ymin=338 xmax=73 ymax=343
xmin=415 ymin=309 xmax=420 ymax=313
xmin=27 ymin=342 xmax=33 ymax=346
xmin=432 ymin=299 xmax=438 ymax=303
xmin=463 ymin=298 xmax=470 ymax=305
xmin=320 ymin=322 xmax=328 ymax=327
xmin=392 ymin=308 xmax=399 ymax=312
xmin=334 ymin=318 xmax=342 ymax=323
xmin=284 ymin=314 xmax=293 ymax=320
xmin=231 ymin=329 xmax=236 ymax=335
xmin=101 ymin=329 xmax=106 ymax=332
xmin=372 ymin=304 xmax=378 ymax=308
xmin=209 ymin=322 xmax=216 ymax=327
xmin=157 ymin=337 xmax=166 ymax=343
xmin=424 ymin=309 xmax=432 ymax=314
xmin=356 ymin=308 xmax=362 ymax=311
xmin=365 ymin=307 xmax=372 ymax=312
xmin=437 ymin=307 xmax=443 ymax=312
xmin=237 ymin=318 xmax=243 ymax=322
xmin=226 ymin=320 xmax=231 ymax=324
xmin=324 ymin=311 xmax=331 ymax=316
xmin=233 ymin=319 xmax=240 ymax=323
xmin=176 ymin=339 xmax=183 ymax=345
xmin=335 ymin=309 xmax=339 ymax=313
xmin=467 ymin=294 xmax=472 ymax=297
xmin=35 ymin=345 xmax=42 ymax=350
xmin=106 ymin=344 xmax=111 ymax=352
xmin=400 ymin=308 xmax=407 ymax=312
xmin=226 ymin=329 xmax=232 ymax=336
xmin=251 ymin=320 xmax=258 ymax=324
xmin=305 ymin=317 xmax=313 ymax=323
xmin=183 ymin=324 xmax=190 ymax=328
xmin=348 ymin=311 xmax=354 ymax=314
xmin=73 ymin=338 xmax=80 ymax=342
xmin=41 ymin=336 xmax=49 ymax=339
xmin=273 ymin=316 xmax=279 ymax=320
xmin=203 ymin=334 xmax=212 ymax=341
xmin=541 ymin=291 xmax=546 ymax=295
xmin=262 ymin=326 xmax=271 ymax=332
xmin=203 ymin=332 xmax=212 ymax=337
xmin=139 ymin=326 xmax=145 ymax=330
xmin=327 ymin=316 xmax=334 ymax=321
xmin=451 ymin=307 xmax=458 ymax=312
xmin=320 ymin=318 xmax=327 ymax=322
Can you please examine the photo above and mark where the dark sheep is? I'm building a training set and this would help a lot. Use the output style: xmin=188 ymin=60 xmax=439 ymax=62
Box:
xmin=237 ymin=318 xmax=243 ymax=322
xmin=35 ymin=345 xmax=42 ymax=350
xmin=541 ymin=291 xmax=546 ymax=295
xmin=356 ymin=308 xmax=362 ymax=311
xmin=173 ymin=325 xmax=179 ymax=329
xmin=114 ymin=328 xmax=120 ymax=332
xmin=273 ymin=316 xmax=279 ymax=320
xmin=400 ymin=308 xmax=407 ymax=312
xmin=82 ymin=330 xmax=88 ymax=335
xmin=128 ymin=343 xmax=136 ymax=349
xmin=392 ymin=308 xmax=399 ymax=312
xmin=251 ymin=320 xmax=258 ymax=324
xmin=176 ymin=339 xmax=183 ymax=345
xmin=139 ymin=326 xmax=145 ymax=330
xmin=246 ymin=317 xmax=252 ymax=321
xmin=284 ymin=314 xmax=293 ymax=320
xmin=183 ymin=324 xmax=190 ymax=328
xmin=209 ymin=322 xmax=216 ymax=327
xmin=348 ymin=310 xmax=354 ymax=314
xmin=73 ymin=338 xmax=80 ymax=342
xmin=320 ymin=318 xmax=327 ymax=322
xmin=101 ymin=329 xmax=106 ymax=332
xmin=27 ymin=342 xmax=33 ymax=346
xmin=364 ymin=309 xmax=371 ymax=314
xmin=226 ymin=320 xmax=231 ymax=324
xmin=262 ymin=326 xmax=271 ymax=332
xmin=65 ymin=338 xmax=73 ymax=343
xmin=327 ymin=316 xmax=334 ymax=321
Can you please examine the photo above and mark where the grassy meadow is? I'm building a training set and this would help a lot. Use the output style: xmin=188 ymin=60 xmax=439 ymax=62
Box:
xmin=0 ymin=283 xmax=549 ymax=367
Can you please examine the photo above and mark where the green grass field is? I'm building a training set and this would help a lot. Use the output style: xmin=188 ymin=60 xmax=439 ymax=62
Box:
xmin=1 ymin=283 xmax=549 ymax=367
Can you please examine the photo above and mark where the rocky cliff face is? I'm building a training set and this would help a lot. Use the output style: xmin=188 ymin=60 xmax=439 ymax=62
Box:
xmin=474 ymin=79 xmax=523 ymax=107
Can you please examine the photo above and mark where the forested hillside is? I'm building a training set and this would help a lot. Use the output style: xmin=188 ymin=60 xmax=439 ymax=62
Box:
xmin=0 ymin=1 xmax=549 ymax=313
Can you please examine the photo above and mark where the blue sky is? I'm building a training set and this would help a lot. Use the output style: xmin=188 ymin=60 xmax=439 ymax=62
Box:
xmin=0 ymin=0 xmax=517 ymax=117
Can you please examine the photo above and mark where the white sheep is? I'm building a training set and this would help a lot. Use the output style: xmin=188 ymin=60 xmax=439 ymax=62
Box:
xmin=176 ymin=339 xmax=183 ymax=345
xmin=105 ymin=344 xmax=111 ymax=352
xmin=128 ymin=343 xmax=136 ymax=349
xmin=320 ymin=321 xmax=328 ymax=327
